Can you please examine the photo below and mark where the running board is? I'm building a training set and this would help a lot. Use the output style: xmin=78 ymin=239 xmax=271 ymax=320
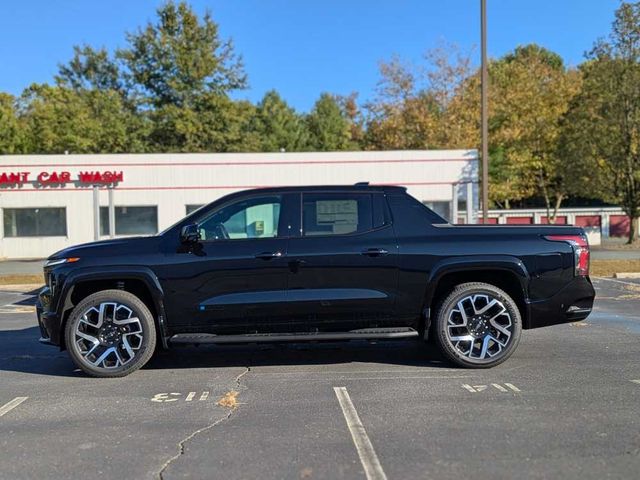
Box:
xmin=169 ymin=327 xmax=418 ymax=345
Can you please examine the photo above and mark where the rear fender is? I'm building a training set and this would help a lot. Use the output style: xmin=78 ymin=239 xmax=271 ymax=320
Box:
xmin=423 ymin=255 xmax=530 ymax=330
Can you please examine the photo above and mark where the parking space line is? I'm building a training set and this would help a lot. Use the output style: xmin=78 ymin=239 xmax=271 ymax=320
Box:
xmin=492 ymin=383 xmax=509 ymax=392
xmin=631 ymin=380 xmax=640 ymax=385
xmin=0 ymin=397 xmax=28 ymax=417
xmin=333 ymin=387 xmax=388 ymax=480
xmin=505 ymin=383 xmax=521 ymax=392
xmin=593 ymin=277 xmax=640 ymax=287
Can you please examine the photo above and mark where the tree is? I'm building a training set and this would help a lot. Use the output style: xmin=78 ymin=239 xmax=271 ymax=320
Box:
xmin=0 ymin=93 xmax=22 ymax=153
xmin=56 ymin=45 xmax=123 ymax=93
xmin=148 ymin=94 xmax=257 ymax=153
xmin=307 ymin=93 xmax=355 ymax=151
xmin=250 ymin=90 xmax=309 ymax=152
xmin=117 ymin=1 xmax=246 ymax=108
xmin=561 ymin=2 xmax=640 ymax=242
xmin=19 ymin=84 xmax=147 ymax=154
xmin=365 ymin=44 xmax=477 ymax=150
xmin=489 ymin=44 xmax=582 ymax=219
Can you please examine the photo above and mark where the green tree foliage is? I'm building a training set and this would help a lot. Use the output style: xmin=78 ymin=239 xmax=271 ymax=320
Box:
xmin=307 ymin=93 xmax=356 ymax=151
xmin=250 ymin=90 xmax=309 ymax=152
xmin=56 ymin=45 xmax=123 ymax=93
xmin=118 ymin=1 xmax=246 ymax=108
xmin=19 ymin=84 xmax=147 ymax=154
xmin=561 ymin=2 xmax=640 ymax=243
xmin=0 ymin=93 xmax=22 ymax=153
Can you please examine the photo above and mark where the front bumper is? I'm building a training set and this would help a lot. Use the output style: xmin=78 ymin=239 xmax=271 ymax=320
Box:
xmin=36 ymin=286 xmax=63 ymax=347
xmin=525 ymin=276 xmax=596 ymax=329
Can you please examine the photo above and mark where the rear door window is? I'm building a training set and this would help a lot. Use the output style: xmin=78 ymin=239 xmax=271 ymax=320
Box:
xmin=302 ymin=193 xmax=374 ymax=236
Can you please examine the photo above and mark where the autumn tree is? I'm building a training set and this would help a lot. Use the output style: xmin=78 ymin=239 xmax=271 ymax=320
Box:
xmin=489 ymin=45 xmax=582 ymax=218
xmin=561 ymin=2 xmax=640 ymax=242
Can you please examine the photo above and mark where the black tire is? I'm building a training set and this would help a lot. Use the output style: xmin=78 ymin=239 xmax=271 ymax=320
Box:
xmin=65 ymin=289 xmax=157 ymax=378
xmin=433 ymin=282 xmax=522 ymax=368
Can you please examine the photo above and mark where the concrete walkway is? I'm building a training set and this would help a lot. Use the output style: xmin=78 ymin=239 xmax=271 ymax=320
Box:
xmin=0 ymin=260 xmax=45 ymax=275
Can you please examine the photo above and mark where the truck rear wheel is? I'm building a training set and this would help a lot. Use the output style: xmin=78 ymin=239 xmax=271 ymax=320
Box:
xmin=65 ymin=289 xmax=156 ymax=378
xmin=433 ymin=282 xmax=522 ymax=368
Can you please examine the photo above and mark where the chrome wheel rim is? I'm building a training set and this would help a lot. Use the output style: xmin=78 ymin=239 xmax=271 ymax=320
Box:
xmin=446 ymin=294 xmax=513 ymax=360
xmin=74 ymin=302 xmax=144 ymax=369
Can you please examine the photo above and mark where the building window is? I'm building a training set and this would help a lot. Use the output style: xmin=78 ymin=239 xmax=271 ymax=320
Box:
xmin=186 ymin=204 xmax=205 ymax=215
xmin=423 ymin=201 xmax=451 ymax=222
xmin=302 ymin=193 xmax=373 ymax=236
xmin=100 ymin=206 xmax=158 ymax=236
xmin=3 ymin=208 xmax=67 ymax=237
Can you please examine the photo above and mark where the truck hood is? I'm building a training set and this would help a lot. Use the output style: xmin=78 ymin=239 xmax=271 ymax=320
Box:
xmin=48 ymin=236 xmax=157 ymax=261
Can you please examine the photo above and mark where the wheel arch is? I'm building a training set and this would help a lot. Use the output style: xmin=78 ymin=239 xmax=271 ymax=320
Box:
xmin=56 ymin=266 xmax=169 ymax=350
xmin=423 ymin=256 xmax=530 ymax=334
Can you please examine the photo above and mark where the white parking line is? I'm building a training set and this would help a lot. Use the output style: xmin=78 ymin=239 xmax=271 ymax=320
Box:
xmin=333 ymin=387 xmax=387 ymax=480
xmin=0 ymin=397 xmax=28 ymax=417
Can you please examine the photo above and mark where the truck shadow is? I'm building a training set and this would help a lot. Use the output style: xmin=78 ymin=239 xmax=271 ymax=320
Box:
xmin=0 ymin=326 xmax=78 ymax=377
xmin=146 ymin=340 xmax=451 ymax=371
xmin=0 ymin=326 xmax=452 ymax=377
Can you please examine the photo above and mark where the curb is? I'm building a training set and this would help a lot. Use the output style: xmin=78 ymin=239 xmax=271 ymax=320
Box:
xmin=613 ymin=272 xmax=640 ymax=279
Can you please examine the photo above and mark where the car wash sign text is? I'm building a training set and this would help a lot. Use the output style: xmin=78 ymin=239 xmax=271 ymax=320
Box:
xmin=0 ymin=171 xmax=124 ymax=188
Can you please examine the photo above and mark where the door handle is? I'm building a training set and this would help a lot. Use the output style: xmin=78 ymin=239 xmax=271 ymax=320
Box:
xmin=361 ymin=248 xmax=389 ymax=257
xmin=254 ymin=251 xmax=283 ymax=260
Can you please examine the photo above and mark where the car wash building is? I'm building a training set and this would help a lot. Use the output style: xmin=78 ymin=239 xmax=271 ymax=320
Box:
xmin=0 ymin=150 xmax=478 ymax=259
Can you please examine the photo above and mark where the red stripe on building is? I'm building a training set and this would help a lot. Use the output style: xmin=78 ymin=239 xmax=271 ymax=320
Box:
xmin=0 ymin=158 xmax=473 ymax=169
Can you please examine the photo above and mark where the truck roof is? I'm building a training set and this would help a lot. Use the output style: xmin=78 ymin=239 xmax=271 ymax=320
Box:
xmin=234 ymin=184 xmax=408 ymax=195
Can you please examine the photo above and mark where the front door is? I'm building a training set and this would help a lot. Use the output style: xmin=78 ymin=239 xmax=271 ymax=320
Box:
xmin=160 ymin=193 xmax=295 ymax=334
xmin=285 ymin=191 xmax=400 ymax=332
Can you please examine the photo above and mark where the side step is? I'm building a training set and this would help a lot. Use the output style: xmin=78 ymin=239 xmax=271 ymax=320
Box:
xmin=169 ymin=327 xmax=418 ymax=345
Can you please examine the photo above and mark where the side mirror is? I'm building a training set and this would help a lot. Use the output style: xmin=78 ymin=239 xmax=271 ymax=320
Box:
xmin=180 ymin=223 xmax=200 ymax=244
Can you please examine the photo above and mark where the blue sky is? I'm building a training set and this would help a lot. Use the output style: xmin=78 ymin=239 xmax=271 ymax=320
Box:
xmin=0 ymin=0 xmax=620 ymax=112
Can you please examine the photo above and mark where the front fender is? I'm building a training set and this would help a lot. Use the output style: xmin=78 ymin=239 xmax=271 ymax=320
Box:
xmin=55 ymin=265 xmax=169 ymax=347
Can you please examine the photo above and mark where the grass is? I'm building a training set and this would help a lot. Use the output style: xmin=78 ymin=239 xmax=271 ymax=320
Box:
xmin=590 ymin=259 xmax=640 ymax=277
xmin=0 ymin=274 xmax=44 ymax=286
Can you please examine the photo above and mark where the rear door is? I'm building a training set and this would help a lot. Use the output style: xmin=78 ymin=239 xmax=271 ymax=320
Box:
xmin=285 ymin=191 xmax=400 ymax=332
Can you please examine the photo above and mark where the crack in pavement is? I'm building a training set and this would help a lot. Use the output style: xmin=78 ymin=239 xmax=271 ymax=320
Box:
xmin=156 ymin=366 xmax=251 ymax=480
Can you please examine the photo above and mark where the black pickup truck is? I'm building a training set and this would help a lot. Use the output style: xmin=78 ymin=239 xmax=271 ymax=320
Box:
xmin=36 ymin=184 xmax=595 ymax=377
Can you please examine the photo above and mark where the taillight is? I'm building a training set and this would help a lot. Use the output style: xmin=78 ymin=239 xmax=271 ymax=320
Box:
xmin=544 ymin=234 xmax=590 ymax=276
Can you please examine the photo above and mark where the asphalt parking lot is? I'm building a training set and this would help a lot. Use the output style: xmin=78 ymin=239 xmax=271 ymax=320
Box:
xmin=1 ymin=278 xmax=639 ymax=479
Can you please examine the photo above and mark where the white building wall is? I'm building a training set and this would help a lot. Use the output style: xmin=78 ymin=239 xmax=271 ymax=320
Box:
xmin=0 ymin=150 xmax=478 ymax=259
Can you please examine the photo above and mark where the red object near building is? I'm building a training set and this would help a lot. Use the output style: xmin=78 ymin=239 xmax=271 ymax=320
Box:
xmin=609 ymin=215 xmax=630 ymax=237
xmin=575 ymin=215 xmax=601 ymax=227
xmin=506 ymin=217 xmax=533 ymax=225
xmin=540 ymin=216 xmax=567 ymax=224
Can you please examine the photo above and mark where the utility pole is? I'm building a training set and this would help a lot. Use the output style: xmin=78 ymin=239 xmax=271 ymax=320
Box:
xmin=481 ymin=0 xmax=489 ymax=223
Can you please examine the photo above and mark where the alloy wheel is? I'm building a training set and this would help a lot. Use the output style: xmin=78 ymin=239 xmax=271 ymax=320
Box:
xmin=74 ymin=302 xmax=144 ymax=369
xmin=445 ymin=294 xmax=513 ymax=360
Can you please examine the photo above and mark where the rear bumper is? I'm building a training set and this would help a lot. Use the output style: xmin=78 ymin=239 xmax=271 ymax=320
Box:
xmin=525 ymin=276 xmax=595 ymax=329
xmin=35 ymin=287 xmax=63 ymax=347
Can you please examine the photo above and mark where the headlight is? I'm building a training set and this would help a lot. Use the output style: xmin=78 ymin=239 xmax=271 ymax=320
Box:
xmin=44 ymin=257 xmax=80 ymax=268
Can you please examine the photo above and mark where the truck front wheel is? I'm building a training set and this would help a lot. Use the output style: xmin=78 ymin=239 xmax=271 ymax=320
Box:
xmin=65 ymin=289 xmax=157 ymax=378
xmin=434 ymin=282 xmax=522 ymax=368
